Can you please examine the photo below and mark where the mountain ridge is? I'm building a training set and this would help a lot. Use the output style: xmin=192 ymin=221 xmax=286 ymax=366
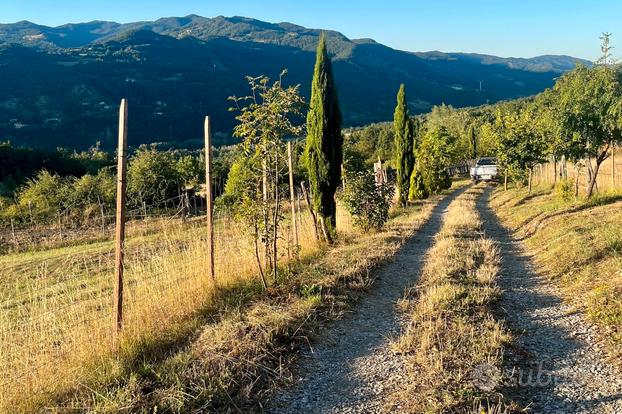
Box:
xmin=0 ymin=15 xmax=590 ymax=68
xmin=0 ymin=15 xmax=591 ymax=150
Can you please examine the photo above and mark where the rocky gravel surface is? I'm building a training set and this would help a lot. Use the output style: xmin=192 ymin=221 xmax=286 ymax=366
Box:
xmin=480 ymin=186 xmax=622 ymax=414
xmin=266 ymin=185 xmax=622 ymax=414
xmin=266 ymin=187 xmax=467 ymax=414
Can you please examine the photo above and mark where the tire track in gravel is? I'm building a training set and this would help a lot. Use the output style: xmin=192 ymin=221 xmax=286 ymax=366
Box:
xmin=479 ymin=186 xmax=622 ymax=414
xmin=266 ymin=185 xmax=469 ymax=414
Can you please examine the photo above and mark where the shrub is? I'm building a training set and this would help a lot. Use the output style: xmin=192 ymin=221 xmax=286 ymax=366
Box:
xmin=408 ymin=167 xmax=428 ymax=200
xmin=417 ymin=127 xmax=454 ymax=195
xmin=555 ymin=178 xmax=574 ymax=201
xmin=341 ymin=171 xmax=394 ymax=231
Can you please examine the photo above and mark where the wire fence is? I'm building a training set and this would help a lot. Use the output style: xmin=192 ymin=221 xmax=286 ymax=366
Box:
xmin=532 ymin=147 xmax=622 ymax=194
xmin=0 ymin=192 xmax=211 ymax=254
xmin=0 ymin=188 xmax=328 ymax=410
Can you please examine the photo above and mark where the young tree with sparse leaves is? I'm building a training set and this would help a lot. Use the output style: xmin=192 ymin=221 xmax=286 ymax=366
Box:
xmin=228 ymin=71 xmax=305 ymax=287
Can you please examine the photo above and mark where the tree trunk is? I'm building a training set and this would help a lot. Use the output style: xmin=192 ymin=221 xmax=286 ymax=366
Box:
xmin=586 ymin=157 xmax=593 ymax=192
xmin=586 ymin=146 xmax=610 ymax=199
xmin=301 ymin=181 xmax=320 ymax=241
xmin=319 ymin=216 xmax=332 ymax=244
xmin=553 ymin=156 xmax=558 ymax=186
xmin=528 ymin=167 xmax=533 ymax=194
xmin=262 ymin=159 xmax=270 ymax=272
xmin=254 ymin=224 xmax=267 ymax=290
xmin=587 ymin=160 xmax=602 ymax=199
xmin=504 ymin=174 xmax=508 ymax=191
xmin=272 ymin=148 xmax=279 ymax=283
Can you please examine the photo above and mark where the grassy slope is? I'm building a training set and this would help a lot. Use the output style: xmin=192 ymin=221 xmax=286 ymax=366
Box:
xmin=389 ymin=186 xmax=518 ymax=414
xmin=491 ymin=184 xmax=622 ymax=360
xmin=8 ymin=181 xmax=465 ymax=413
xmin=66 ymin=201 xmax=437 ymax=413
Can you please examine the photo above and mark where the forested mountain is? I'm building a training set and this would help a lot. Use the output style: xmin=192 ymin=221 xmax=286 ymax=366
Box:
xmin=0 ymin=15 xmax=590 ymax=149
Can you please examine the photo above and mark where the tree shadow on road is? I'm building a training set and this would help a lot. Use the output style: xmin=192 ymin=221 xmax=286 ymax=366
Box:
xmin=480 ymin=186 xmax=622 ymax=413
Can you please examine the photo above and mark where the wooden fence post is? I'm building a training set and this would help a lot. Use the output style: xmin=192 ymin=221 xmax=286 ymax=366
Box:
xmin=97 ymin=196 xmax=106 ymax=235
xmin=612 ymin=144 xmax=616 ymax=191
xmin=113 ymin=99 xmax=128 ymax=333
xmin=204 ymin=116 xmax=215 ymax=281
xmin=296 ymin=192 xmax=303 ymax=231
xmin=10 ymin=218 xmax=16 ymax=247
xmin=287 ymin=142 xmax=299 ymax=250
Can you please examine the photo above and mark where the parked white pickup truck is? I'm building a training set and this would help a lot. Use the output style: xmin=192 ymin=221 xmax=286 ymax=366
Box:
xmin=470 ymin=157 xmax=498 ymax=182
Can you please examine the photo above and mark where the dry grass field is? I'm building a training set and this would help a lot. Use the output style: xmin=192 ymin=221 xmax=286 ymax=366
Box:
xmin=0 ymin=205 xmax=329 ymax=412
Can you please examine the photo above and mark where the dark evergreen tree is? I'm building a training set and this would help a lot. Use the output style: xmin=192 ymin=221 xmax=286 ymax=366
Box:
xmin=469 ymin=125 xmax=477 ymax=161
xmin=305 ymin=34 xmax=343 ymax=241
xmin=393 ymin=84 xmax=414 ymax=207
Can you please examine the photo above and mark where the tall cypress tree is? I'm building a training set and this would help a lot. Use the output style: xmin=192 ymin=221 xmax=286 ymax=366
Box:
xmin=305 ymin=34 xmax=343 ymax=242
xmin=393 ymin=84 xmax=414 ymax=207
xmin=468 ymin=125 xmax=477 ymax=160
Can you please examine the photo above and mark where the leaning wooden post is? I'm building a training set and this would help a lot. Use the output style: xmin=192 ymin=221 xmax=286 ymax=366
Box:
xmin=204 ymin=116 xmax=215 ymax=281
xmin=287 ymin=142 xmax=299 ymax=250
xmin=113 ymin=99 xmax=128 ymax=334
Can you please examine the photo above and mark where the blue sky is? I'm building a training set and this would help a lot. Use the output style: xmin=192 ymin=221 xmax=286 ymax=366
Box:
xmin=1 ymin=0 xmax=619 ymax=60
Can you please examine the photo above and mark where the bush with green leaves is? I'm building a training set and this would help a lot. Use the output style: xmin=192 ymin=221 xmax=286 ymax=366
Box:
xmin=556 ymin=178 xmax=574 ymax=201
xmin=341 ymin=171 xmax=394 ymax=231
xmin=16 ymin=170 xmax=71 ymax=223
xmin=417 ymin=127 xmax=453 ymax=195
xmin=408 ymin=167 xmax=428 ymax=200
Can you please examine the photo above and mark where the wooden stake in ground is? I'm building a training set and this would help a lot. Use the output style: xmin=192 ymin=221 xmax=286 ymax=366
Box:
xmin=113 ymin=99 xmax=128 ymax=333
xmin=10 ymin=218 xmax=16 ymax=247
xmin=287 ymin=142 xmax=299 ymax=249
xmin=204 ymin=116 xmax=215 ymax=281
xmin=612 ymin=144 xmax=616 ymax=191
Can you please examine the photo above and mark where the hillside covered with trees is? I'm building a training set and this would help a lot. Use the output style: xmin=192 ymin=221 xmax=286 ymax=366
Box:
xmin=0 ymin=15 xmax=589 ymax=150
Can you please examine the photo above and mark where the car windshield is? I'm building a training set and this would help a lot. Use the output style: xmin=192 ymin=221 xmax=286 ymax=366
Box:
xmin=477 ymin=158 xmax=496 ymax=166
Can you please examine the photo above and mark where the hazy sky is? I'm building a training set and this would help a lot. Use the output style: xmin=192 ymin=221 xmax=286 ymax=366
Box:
xmin=1 ymin=0 xmax=618 ymax=60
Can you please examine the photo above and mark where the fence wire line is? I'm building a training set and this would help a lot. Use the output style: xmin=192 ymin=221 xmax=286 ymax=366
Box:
xmin=1 ymin=193 xmax=312 ymax=403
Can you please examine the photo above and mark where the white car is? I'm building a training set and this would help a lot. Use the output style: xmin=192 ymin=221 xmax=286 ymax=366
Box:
xmin=470 ymin=157 xmax=498 ymax=182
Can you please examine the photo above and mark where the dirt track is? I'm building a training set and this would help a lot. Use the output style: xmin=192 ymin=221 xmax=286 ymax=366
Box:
xmin=267 ymin=185 xmax=622 ymax=413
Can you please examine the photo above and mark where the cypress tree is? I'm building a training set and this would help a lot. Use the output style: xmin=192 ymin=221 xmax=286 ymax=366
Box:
xmin=393 ymin=84 xmax=414 ymax=207
xmin=469 ymin=125 xmax=477 ymax=160
xmin=305 ymin=34 xmax=343 ymax=242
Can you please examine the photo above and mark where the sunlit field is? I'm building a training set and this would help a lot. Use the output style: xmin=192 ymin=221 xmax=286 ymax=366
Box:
xmin=0 ymin=205 xmax=352 ymax=411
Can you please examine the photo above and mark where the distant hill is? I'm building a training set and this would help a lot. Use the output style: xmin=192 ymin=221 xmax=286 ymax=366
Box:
xmin=0 ymin=15 xmax=590 ymax=149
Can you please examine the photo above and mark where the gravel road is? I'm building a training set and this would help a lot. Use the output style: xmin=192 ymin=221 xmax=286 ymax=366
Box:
xmin=266 ymin=185 xmax=622 ymax=414
xmin=266 ymin=187 xmax=467 ymax=414
xmin=479 ymin=186 xmax=622 ymax=414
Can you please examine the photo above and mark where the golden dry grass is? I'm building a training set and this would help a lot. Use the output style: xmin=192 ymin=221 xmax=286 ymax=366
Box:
xmin=0 ymin=180 xmax=457 ymax=413
xmin=388 ymin=186 xmax=518 ymax=414
xmin=0 ymin=206 xmax=326 ymax=412
xmin=59 ymin=194 xmax=448 ymax=413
